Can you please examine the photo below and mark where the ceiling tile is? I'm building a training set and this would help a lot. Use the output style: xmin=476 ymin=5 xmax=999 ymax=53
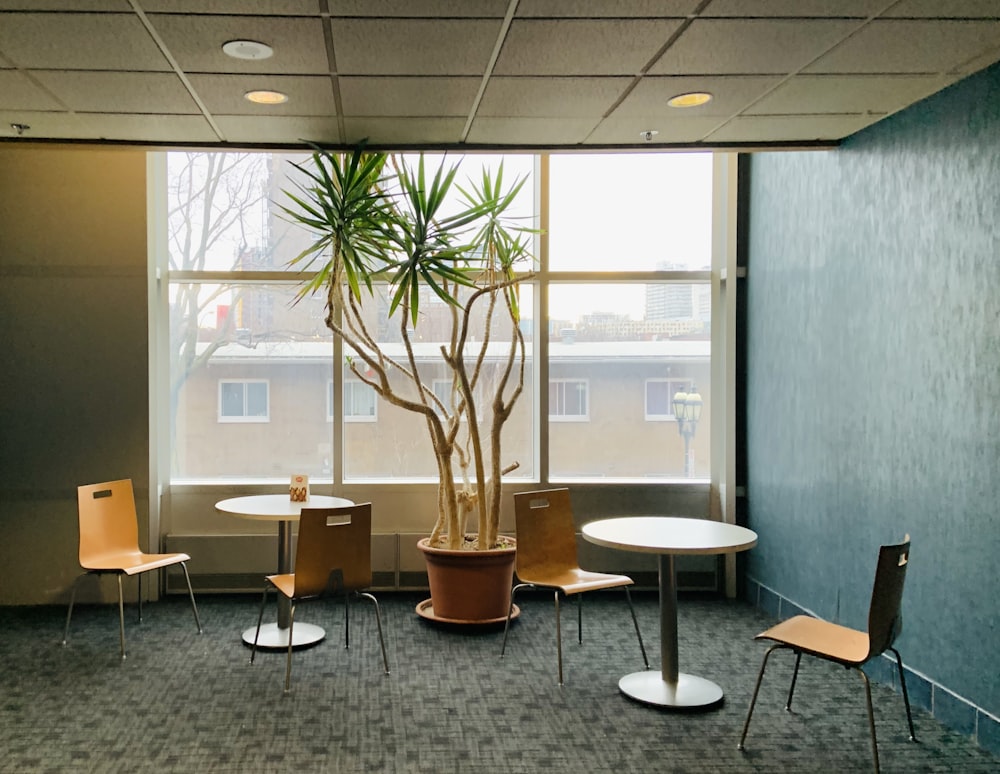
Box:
xmin=0 ymin=13 xmax=171 ymax=70
xmin=614 ymin=76 xmax=783 ymax=117
xmin=331 ymin=0 xmax=509 ymax=16
xmin=339 ymin=77 xmax=480 ymax=117
xmin=649 ymin=19 xmax=862 ymax=75
xmin=0 ymin=1 xmax=130 ymax=9
xmin=33 ymin=71 xmax=200 ymax=113
xmin=74 ymin=113 xmax=220 ymax=142
xmin=805 ymin=20 xmax=1000 ymax=74
xmin=0 ymin=110 xmax=83 ymax=139
xmin=148 ymin=15 xmax=330 ymax=74
xmin=214 ymin=114 xmax=342 ymax=145
xmin=343 ymin=116 xmax=467 ymax=146
xmin=515 ymin=0 xmax=699 ymax=17
xmin=333 ymin=19 xmax=502 ymax=75
xmin=495 ymin=19 xmax=683 ymax=76
xmin=884 ymin=1 xmax=1000 ymax=18
xmin=141 ymin=0 xmax=318 ymax=13
xmin=478 ymin=77 xmax=633 ymax=117
xmin=586 ymin=114 xmax=724 ymax=145
xmin=187 ymin=74 xmax=336 ymax=115
xmin=746 ymin=74 xmax=950 ymax=115
xmin=0 ymin=71 xmax=65 ymax=111
xmin=700 ymin=0 xmax=886 ymax=17
xmin=465 ymin=116 xmax=600 ymax=145
xmin=705 ymin=113 xmax=880 ymax=142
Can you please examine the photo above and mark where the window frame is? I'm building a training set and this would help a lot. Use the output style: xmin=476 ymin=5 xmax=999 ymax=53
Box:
xmin=548 ymin=378 xmax=590 ymax=422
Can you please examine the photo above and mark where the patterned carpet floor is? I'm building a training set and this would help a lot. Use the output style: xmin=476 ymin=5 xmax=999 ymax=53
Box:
xmin=0 ymin=590 xmax=996 ymax=773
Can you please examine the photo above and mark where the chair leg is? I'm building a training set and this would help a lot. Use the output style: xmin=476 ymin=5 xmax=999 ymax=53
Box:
xmin=249 ymin=584 xmax=269 ymax=665
xmin=62 ymin=573 xmax=85 ymax=646
xmin=623 ymin=587 xmax=649 ymax=669
xmin=137 ymin=572 xmax=143 ymax=623
xmin=890 ymin=647 xmax=917 ymax=742
xmin=858 ymin=668 xmax=881 ymax=774
xmin=738 ymin=644 xmax=782 ymax=750
xmin=577 ymin=593 xmax=583 ymax=644
xmin=284 ymin=603 xmax=297 ymax=693
xmin=359 ymin=591 xmax=390 ymax=675
xmin=344 ymin=592 xmax=351 ymax=649
xmin=500 ymin=582 xmax=532 ymax=658
xmin=116 ymin=574 xmax=127 ymax=660
xmin=554 ymin=590 xmax=564 ymax=686
xmin=179 ymin=562 xmax=203 ymax=634
xmin=786 ymin=650 xmax=803 ymax=710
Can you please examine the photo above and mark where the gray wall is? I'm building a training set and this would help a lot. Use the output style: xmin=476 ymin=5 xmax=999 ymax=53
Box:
xmin=744 ymin=60 xmax=1000 ymax=745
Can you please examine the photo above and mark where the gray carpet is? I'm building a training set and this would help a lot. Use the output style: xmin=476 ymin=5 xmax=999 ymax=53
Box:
xmin=1 ymin=590 xmax=996 ymax=773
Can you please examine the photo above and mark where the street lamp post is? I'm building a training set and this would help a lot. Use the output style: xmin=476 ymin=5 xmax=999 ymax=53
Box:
xmin=672 ymin=386 xmax=702 ymax=478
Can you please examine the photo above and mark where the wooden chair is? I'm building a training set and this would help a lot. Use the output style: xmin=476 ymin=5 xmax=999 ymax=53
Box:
xmin=63 ymin=479 xmax=202 ymax=659
xmin=738 ymin=536 xmax=917 ymax=774
xmin=500 ymin=488 xmax=648 ymax=685
xmin=250 ymin=502 xmax=389 ymax=692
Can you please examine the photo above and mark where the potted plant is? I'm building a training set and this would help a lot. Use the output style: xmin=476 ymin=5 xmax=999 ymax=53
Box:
xmin=282 ymin=144 xmax=535 ymax=623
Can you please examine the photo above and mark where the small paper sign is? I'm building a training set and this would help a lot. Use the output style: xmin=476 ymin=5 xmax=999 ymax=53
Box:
xmin=290 ymin=474 xmax=309 ymax=502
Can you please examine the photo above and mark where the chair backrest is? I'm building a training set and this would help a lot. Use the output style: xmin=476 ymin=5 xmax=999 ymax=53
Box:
xmin=866 ymin=535 xmax=911 ymax=658
xmin=512 ymin=488 xmax=580 ymax=579
xmin=292 ymin=503 xmax=373 ymax=598
xmin=77 ymin=479 xmax=141 ymax=566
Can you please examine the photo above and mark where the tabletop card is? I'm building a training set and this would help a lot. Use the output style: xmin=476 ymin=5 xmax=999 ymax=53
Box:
xmin=290 ymin=474 xmax=309 ymax=502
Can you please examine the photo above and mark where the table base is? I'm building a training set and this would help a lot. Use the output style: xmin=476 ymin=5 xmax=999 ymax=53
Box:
xmin=619 ymin=670 xmax=724 ymax=710
xmin=242 ymin=622 xmax=325 ymax=650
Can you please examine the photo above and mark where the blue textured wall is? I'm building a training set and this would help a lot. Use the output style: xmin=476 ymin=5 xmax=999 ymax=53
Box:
xmin=744 ymin=60 xmax=1000 ymax=723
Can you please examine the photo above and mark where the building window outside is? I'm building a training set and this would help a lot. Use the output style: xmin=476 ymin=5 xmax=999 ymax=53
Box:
xmin=645 ymin=379 xmax=690 ymax=421
xmin=549 ymin=379 xmax=589 ymax=421
xmin=219 ymin=380 xmax=269 ymax=422
xmin=344 ymin=380 xmax=377 ymax=422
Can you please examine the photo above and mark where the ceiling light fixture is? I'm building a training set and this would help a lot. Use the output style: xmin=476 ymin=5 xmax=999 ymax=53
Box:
xmin=640 ymin=130 xmax=659 ymax=142
xmin=244 ymin=89 xmax=288 ymax=105
xmin=667 ymin=91 xmax=713 ymax=108
xmin=223 ymin=39 xmax=274 ymax=60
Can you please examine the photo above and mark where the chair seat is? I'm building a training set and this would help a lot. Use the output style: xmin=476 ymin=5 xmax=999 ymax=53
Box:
xmin=520 ymin=568 xmax=634 ymax=595
xmin=266 ymin=573 xmax=296 ymax=599
xmin=83 ymin=550 xmax=191 ymax=576
xmin=757 ymin=614 xmax=870 ymax=666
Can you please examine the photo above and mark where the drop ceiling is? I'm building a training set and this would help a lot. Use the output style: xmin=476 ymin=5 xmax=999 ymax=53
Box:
xmin=1 ymin=0 xmax=999 ymax=150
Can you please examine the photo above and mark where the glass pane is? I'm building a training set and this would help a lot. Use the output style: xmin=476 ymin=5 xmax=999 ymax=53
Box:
xmin=167 ymin=151 xmax=316 ymax=273
xmin=548 ymin=283 xmax=710 ymax=480
xmin=343 ymin=283 xmax=534 ymax=482
xmin=170 ymin=283 xmax=333 ymax=481
xmin=548 ymin=153 xmax=713 ymax=272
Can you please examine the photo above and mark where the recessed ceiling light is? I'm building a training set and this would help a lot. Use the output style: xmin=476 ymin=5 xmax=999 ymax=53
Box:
xmin=244 ymin=89 xmax=288 ymax=105
xmin=667 ymin=91 xmax=713 ymax=108
xmin=223 ymin=39 xmax=274 ymax=60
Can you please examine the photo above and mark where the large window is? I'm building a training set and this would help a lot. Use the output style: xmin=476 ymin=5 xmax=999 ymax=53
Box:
xmin=161 ymin=151 xmax=715 ymax=483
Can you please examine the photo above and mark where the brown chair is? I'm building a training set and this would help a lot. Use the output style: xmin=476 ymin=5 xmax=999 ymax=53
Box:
xmin=250 ymin=502 xmax=389 ymax=692
xmin=738 ymin=536 xmax=917 ymax=774
xmin=500 ymin=488 xmax=648 ymax=685
xmin=63 ymin=479 xmax=202 ymax=659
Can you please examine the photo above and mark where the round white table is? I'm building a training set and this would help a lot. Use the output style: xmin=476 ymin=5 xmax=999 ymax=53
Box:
xmin=582 ymin=516 xmax=757 ymax=710
xmin=215 ymin=494 xmax=354 ymax=649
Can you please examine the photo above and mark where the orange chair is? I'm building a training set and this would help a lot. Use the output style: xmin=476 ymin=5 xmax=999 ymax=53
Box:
xmin=250 ymin=503 xmax=389 ymax=692
xmin=63 ymin=479 xmax=202 ymax=659
xmin=501 ymin=488 xmax=648 ymax=685
xmin=738 ymin=536 xmax=917 ymax=773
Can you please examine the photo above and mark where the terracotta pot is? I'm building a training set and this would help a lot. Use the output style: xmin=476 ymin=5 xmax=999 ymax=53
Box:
xmin=415 ymin=536 xmax=517 ymax=624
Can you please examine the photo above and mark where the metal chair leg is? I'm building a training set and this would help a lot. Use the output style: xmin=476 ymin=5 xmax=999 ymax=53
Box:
xmin=284 ymin=603 xmax=297 ymax=693
xmin=859 ymin=668 xmax=880 ymax=774
xmin=500 ymin=582 xmax=532 ymax=658
xmin=738 ymin=644 xmax=781 ymax=750
xmin=137 ymin=572 xmax=143 ymax=623
xmin=344 ymin=592 xmax=351 ymax=649
xmin=623 ymin=586 xmax=649 ymax=669
xmin=62 ymin=573 xmax=84 ymax=646
xmin=249 ymin=584 xmax=269 ymax=665
xmin=359 ymin=591 xmax=390 ymax=675
xmin=554 ymin=590 xmax=564 ymax=686
xmin=179 ymin=562 xmax=203 ymax=634
xmin=577 ymin=593 xmax=583 ymax=644
xmin=786 ymin=650 xmax=803 ymax=710
xmin=116 ymin=574 xmax=127 ymax=660
xmin=890 ymin=647 xmax=917 ymax=742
